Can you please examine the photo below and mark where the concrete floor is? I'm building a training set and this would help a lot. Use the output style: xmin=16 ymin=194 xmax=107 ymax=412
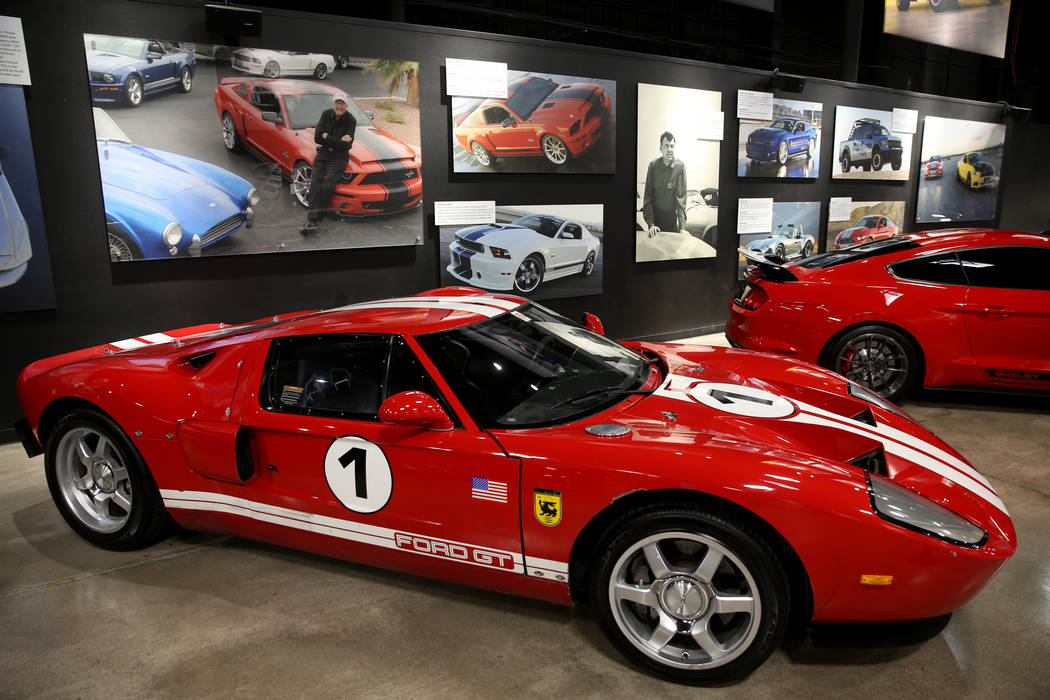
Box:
xmin=2 ymin=341 xmax=1049 ymax=697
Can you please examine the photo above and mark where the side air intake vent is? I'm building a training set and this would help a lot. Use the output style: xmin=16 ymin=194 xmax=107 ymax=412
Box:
xmin=851 ymin=407 xmax=877 ymax=427
xmin=180 ymin=351 xmax=217 ymax=370
xmin=848 ymin=447 xmax=888 ymax=477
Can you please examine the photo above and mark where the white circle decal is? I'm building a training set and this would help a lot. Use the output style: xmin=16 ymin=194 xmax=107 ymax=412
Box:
xmin=688 ymin=382 xmax=795 ymax=418
xmin=324 ymin=436 xmax=392 ymax=514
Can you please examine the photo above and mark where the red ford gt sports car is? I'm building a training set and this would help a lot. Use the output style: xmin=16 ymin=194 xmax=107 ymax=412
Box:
xmin=728 ymin=230 xmax=1050 ymax=403
xmin=454 ymin=76 xmax=611 ymax=166
xmin=16 ymin=288 xmax=1014 ymax=685
xmin=214 ymin=78 xmax=422 ymax=215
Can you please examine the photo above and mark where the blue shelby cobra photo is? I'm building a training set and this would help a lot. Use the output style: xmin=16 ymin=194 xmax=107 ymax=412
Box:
xmin=93 ymin=109 xmax=258 ymax=261
xmin=745 ymin=118 xmax=817 ymax=165
xmin=84 ymin=34 xmax=196 ymax=107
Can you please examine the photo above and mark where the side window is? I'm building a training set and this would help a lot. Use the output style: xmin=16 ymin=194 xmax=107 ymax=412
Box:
xmin=562 ymin=223 xmax=582 ymax=239
xmin=889 ymin=252 xmax=966 ymax=285
xmin=958 ymin=246 xmax=1050 ymax=290
xmin=261 ymin=335 xmax=389 ymax=420
xmin=251 ymin=87 xmax=280 ymax=113
xmin=235 ymin=84 xmax=250 ymax=100
xmin=386 ymin=336 xmax=461 ymax=427
xmin=483 ymin=105 xmax=511 ymax=124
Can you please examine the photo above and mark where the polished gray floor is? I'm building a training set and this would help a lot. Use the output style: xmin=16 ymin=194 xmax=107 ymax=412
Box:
xmin=2 ymin=386 xmax=1048 ymax=697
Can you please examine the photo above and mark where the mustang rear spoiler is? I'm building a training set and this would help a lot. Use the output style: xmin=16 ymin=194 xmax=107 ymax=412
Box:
xmin=738 ymin=248 xmax=799 ymax=282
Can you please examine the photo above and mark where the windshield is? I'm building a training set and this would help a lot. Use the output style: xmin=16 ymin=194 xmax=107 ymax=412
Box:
xmin=85 ymin=35 xmax=146 ymax=58
xmin=770 ymin=119 xmax=793 ymax=130
xmin=417 ymin=303 xmax=651 ymax=428
xmin=855 ymin=216 xmax=879 ymax=227
xmin=92 ymin=107 xmax=132 ymax=142
xmin=505 ymin=77 xmax=558 ymax=120
xmin=513 ymin=215 xmax=564 ymax=238
xmin=797 ymin=238 xmax=919 ymax=269
xmin=283 ymin=93 xmax=371 ymax=130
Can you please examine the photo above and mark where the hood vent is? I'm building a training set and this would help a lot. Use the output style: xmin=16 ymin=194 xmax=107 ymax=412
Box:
xmin=850 ymin=407 xmax=877 ymax=427
xmin=848 ymin=447 xmax=888 ymax=476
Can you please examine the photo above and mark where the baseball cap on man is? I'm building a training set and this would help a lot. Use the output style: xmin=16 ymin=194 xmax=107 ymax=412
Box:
xmin=332 ymin=93 xmax=350 ymax=104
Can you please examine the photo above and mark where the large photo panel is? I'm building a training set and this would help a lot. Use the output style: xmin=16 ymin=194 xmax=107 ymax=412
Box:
xmin=737 ymin=98 xmax=823 ymax=178
xmin=636 ymin=83 xmax=721 ymax=262
xmin=826 ymin=200 xmax=906 ymax=251
xmin=832 ymin=105 xmax=913 ymax=181
xmin=916 ymin=115 xmax=1005 ymax=223
xmin=83 ymin=34 xmax=423 ymax=262
xmin=737 ymin=201 xmax=821 ymax=278
xmin=450 ymin=70 xmax=616 ymax=174
xmin=439 ymin=204 xmax=604 ymax=301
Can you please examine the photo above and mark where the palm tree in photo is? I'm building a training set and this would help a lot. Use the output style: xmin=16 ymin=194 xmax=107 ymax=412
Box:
xmin=365 ymin=60 xmax=420 ymax=107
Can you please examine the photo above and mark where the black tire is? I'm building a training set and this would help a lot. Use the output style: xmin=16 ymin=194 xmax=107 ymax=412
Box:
xmin=107 ymin=225 xmax=141 ymax=262
xmin=590 ymin=503 xmax=789 ymax=685
xmin=801 ymin=241 xmax=813 ymax=258
xmin=178 ymin=66 xmax=192 ymax=93
xmin=929 ymin=0 xmax=957 ymax=12
xmin=513 ymin=254 xmax=544 ymax=293
xmin=470 ymin=141 xmax=493 ymax=167
xmin=823 ymin=324 xmax=919 ymax=402
xmin=264 ymin=60 xmax=280 ymax=78
xmin=897 ymin=0 xmax=910 ymax=10
xmin=776 ymin=140 xmax=788 ymax=166
xmin=221 ymin=112 xmax=242 ymax=152
xmin=871 ymin=148 xmax=883 ymax=171
xmin=337 ymin=56 xmax=350 ymax=69
xmin=840 ymin=151 xmax=851 ymax=173
xmin=891 ymin=157 xmax=902 ymax=171
xmin=44 ymin=409 xmax=173 ymax=550
xmin=313 ymin=62 xmax=329 ymax=80
xmin=774 ymin=245 xmax=786 ymax=260
xmin=583 ymin=251 xmax=596 ymax=277
xmin=124 ymin=75 xmax=143 ymax=107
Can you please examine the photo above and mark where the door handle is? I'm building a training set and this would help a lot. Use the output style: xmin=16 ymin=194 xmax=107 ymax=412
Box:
xmin=976 ymin=305 xmax=1014 ymax=317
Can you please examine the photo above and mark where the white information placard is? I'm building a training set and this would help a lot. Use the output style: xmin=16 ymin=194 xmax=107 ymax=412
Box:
xmin=737 ymin=198 xmax=774 ymax=234
xmin=697 ymin=111 xmax=725 ymax=141
xmin=434 ymin=200 xmax=496 ymax=226
xmin=0 ymin=16 xmax=30 ymax=85
xmin=737 ymin=89 xmax=773 ymax=121
xmin=891 ymin=108 xmax=919 ymax=134
xmin=829 ymin=197 xmax=853 ymax=222
xmin=445 ymin=58 xmax=507 ymax=98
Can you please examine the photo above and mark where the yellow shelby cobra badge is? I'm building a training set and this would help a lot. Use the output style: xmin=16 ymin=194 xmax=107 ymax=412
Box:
xmin=534 ymin=489 xmax=562 ymax=526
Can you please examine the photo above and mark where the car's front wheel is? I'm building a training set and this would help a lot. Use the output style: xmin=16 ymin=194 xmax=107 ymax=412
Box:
xmin=290 ymin=161 xmax=312 ymax=208
xmin=514 ymin=255 xmax=544 ymax=293
xmin=221 ymin=112 xmax=242 ymax=152
xmin=776 ymin=141 xmax=788 ymax=166
xmin=871 ymin=148 xmax=884 ymax=171
xmin=178 ymin=66 xmax=192 ymax=93
xmin=124 ymin=75 xmax=143 ymax=107
xmin=541 ymin=134 xmax=569 ymax=165
xmin=107 ymin=226 xmax=141 ymax=262
xmin=313 ymin=62 xmax=329 ymax=80
xmin=264 ymin=60 xmax=280 ymax=78
xmin=470 ymin=141 xmax=493 ymax=167
xmin=807 ymin=137 xmax=815 ymax=158
xmin=591 ymin=504 xmax=789 ymax=685
xmin=824 ymin=324 xmax=919 ymax=402
xmin=840 ymin=151 xmax=851 ymax=173
xmin=774 ymin=245 xmax=786 ymax=260
xmin=45 ymin=409 xmax=173 ymax=550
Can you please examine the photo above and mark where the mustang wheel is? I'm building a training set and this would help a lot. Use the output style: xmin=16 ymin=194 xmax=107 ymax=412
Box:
xmin=871 ymin=148 xmax=884 ymax=171
xmin=45 ymin=409 xmax=172 ymax=550
xmin=840 ymin=151 xmax=851 ymax=173
xmin=514 ymin=255 xmax=544 ymax=293
xmin=107 ymin=227 xmax=140 ymax=262
xmin=313 ymin=63 xmax=329 ymax=80
xmin=541 ymin=134 xmax=569 ymax=165
xmin=221 ymin=112 xmax=242 ymax=151
xmin=825 ymin=324 xmax=918 ymax=402
xmin=124 ymin=75 xmax=143 ymax=107
xmin=178 ymin=66 xmax=192 ymax=93
xmin=591 ymin=505 xmax=788 ymax=685
xmin=470 ymin=141 xmax=493 ymax=167
xmin=291 ymin=161 xmax=312 ymax=208
xmin=777 ymin=141 xmax=788 ymax=166
xmin=337 ymin=56 xmax=349 ymax=69
xmin=583 ymin=251 xmax=596 ymax=276
xmin=264 ymin=60 xmax=280 ymax=78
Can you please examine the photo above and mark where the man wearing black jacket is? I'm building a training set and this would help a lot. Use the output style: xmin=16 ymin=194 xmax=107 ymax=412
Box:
xmin=300 ymin=92 xmax=356 ymax=234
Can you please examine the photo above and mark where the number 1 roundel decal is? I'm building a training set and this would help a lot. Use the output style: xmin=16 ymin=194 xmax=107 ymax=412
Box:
xmin=324 ymin=436 xmax=392 ymax=514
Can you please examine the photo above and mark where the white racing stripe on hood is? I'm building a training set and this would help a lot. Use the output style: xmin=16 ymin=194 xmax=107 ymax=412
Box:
xmin=110 ymin=338 xmax=147 ymax=350
xmin=335 ymin=301 xmax=508 ymax=318
xmin=331 ymin=296 xmax=523 ymax=318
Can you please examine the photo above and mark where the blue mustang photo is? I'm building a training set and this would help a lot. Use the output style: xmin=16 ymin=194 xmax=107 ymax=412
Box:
xmin=84 ymin=34 xmax=196 ymax=107
xmin=93 ymin=109 xmax=258 ymax=261
xmin=745 ymin=118 xmax=818 ymax=166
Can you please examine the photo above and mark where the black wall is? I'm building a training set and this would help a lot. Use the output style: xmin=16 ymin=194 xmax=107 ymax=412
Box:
xmin=1 ymin=0 xmax=1045 ymax=439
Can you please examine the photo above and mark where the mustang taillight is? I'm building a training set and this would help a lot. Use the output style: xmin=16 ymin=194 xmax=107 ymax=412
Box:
xmin=734 ymin=283 xmax=768 ymax=311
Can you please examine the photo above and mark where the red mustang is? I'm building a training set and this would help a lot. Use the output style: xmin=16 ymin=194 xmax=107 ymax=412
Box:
xmin=834 ymin=214 xmax=898 ymax=249
xmin=454 ymin=76 xmax=611 ymax=166
xmin=15 ymin=287 xmax=1014 ymax=684
xmin=214 ymin=78 xmax=421 ymax=215
xmin=729 ymin=229 xmax=1050 ymax=401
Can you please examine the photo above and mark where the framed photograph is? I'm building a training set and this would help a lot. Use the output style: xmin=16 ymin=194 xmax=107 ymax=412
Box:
xmin=636 ymin=83 xmax=721 ymax=262
xmin=916 ymin=115 xmax=1005 ymax=223
xmin=826 ymin=200 xmax=906 ymax=251
xmin=83 ymin=33 xmax=423 ymax=262
xmin=831 ymin=106 xmax=913 ymax=181
xmin=737 ymin=201 xmax=820 ymax=278
xmin=737 ymin=98 xmax=823 ymax=178
xmin=438 ymin=204 xmax=604 ymax=301
xmin=883 ymin=0 xmax=1012 ymax=59
xmin=450 ymin=70 xmax=615 ymax=174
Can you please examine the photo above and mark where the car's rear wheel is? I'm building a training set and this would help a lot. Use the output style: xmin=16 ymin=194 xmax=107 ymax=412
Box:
xmin=801 ymin=241 xmax=813 ymax=257
xmin=897 ymin=0 xmax=910 ymax=9
xmin=583 ymin=251 xmax=596 ymax=277
xmin=470 ymin=141 xmax=493 ymax=167
xmin=264 ymin=60 xmax=280 ymax=78
xmin=124 ymin=75 xmax=143 ymax=107
xmin=514 ymin=255 xmax=544 ymax=293
xmin=337 ymin=56 xmax=349 ymax=69
xmin=313 ymin=62 xmax=329 ymax=80
xmin=591 ymin=504 xmax=789 ymax=685
xmin=221 ymin=112 xmax=242 ymax=151
xmin=541 ymin=134 xmax=569 ymax=165
xmin=824 ymin=324 xmax=918 ymax=402
xmin=290 ymin=161 xmax=312 ymax=208
xmin=840 ymin=151 xmax=851 ymax=173
xmin=777 ymin=141 xmax=788 ymax=166
xmin=929 ymin=0 xmax=957 ymax=12
xmin=107 ymin=226 xmax=141 ymax=262
xmin=45 ymin=409 xmax=172 ymax=550
xmin=178 ymin=66 xmax=192 ymax=93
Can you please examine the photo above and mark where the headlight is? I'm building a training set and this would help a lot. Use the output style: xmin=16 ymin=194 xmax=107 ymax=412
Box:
xmin=247 ymin=187 xmax=260 ymax=206
xmin=162 ymin=222 xmax=183 ymax=247
xmin=490 ymin=246 xmax=511 ymax=259
xmin=104 ymin=74 xmax=115 ymax=83
xmin=867 ymin=473 xmax=987 ymax=547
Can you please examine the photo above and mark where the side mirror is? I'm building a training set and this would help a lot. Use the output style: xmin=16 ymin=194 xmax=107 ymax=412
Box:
xmin=365 ymin=110 xmax=374 ymax=120
xmin=379 ymin=391 xmax=454 ymax=431
xmin=581 ymin=312 xmax=605 ymax=336
xmin=500 ymin=117 xmax=515 ymax=128
xmin=261 ymin=111 xmax=282 ymax=124
xmin=147 ymin=52 xmax=161 ymax=61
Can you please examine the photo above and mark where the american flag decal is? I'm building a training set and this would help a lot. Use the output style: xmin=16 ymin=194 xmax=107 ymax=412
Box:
xmin=471 ymin=477 xmax=508 ymax=503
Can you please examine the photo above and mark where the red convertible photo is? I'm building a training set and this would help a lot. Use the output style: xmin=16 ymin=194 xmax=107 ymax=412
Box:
xmin=729 ymin=229 xmax=1050 ymax=402
xmin=15 ymin=287 xmax=1014 ymax=684
xmin=453 ymin=74 xmax=613 ymax=171
xmin=214 ymin=78 xmax=422 ymax=215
